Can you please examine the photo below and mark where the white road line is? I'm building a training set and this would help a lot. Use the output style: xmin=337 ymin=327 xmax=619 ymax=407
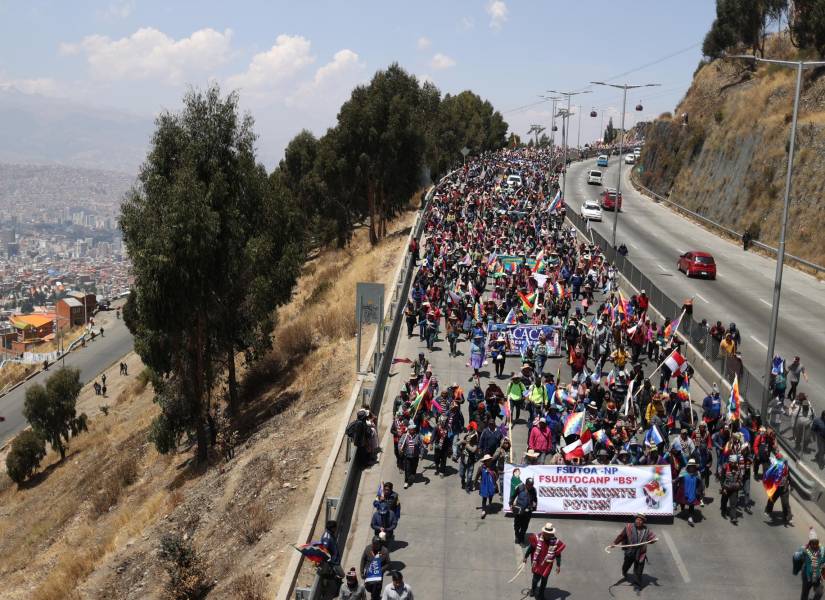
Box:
xmin=662 ymin=530 xmax=691 ymax=584
xmin=630 ymin=242 xmax=638 ymax=249
xmin=750 ymin=335 xmax=768 ymax=349
xmin=759 ymin=298 xmax=772 ymax=307
xmin=655 ymin=263 xmax=667 ymax=271
xmin=695 ymin=293 xmax=708 ymax=303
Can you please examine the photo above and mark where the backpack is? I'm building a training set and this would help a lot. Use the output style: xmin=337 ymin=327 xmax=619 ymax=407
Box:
xmin=757 ymin=438 xmax=770 ymax=461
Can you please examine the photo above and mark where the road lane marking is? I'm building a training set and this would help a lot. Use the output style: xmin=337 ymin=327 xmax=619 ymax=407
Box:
xmin=630 ymin=242 xmax=638 ymax=249
xmin=662 ymin=530 xmax=691 ymax=583
xmin=695 ymin=293 xmax=708 ymax=303
xmin=655 ymin=263 xmax=667 ymax=271
xmin=759 ymin=298 xmax=772 ymax=307
xmin=750 ymin=335 xmax=768 ymax=349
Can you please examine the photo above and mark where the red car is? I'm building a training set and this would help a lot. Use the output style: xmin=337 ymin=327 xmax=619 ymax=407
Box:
xmin=677 ymin=251 xmax=717 ymax=279
xmin=601 ymin=188 xmax=623 ymax=211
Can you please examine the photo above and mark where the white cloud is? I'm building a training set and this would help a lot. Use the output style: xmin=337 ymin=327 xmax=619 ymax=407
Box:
xmin=487 ymin=0 xmax=508 ymax=29
xmin=285 ymin=49 xmax=365 ymax=107
xmin=0 ymin=76 xmax=60 ymax=96
xmin=417 ymin=36 xmax=431 ymax=50
xmin=430 ymin=53 xmax=456 ymax=70
xmin=459 ymin=16 xmax=475 ymax=30
xmin=99 ymin=0 xmax=134 ymax=20
xmin=227 ymin=34 xmax=314 ymax=91
xmin=60 ymin=27 xmax=233 ymax=84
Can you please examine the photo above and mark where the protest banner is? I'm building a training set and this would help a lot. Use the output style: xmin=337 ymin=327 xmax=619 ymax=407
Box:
xmin=504 ymin=464 xmax=673 ymax=517
xmin=487 ymin=323 xmax=562 ymax=357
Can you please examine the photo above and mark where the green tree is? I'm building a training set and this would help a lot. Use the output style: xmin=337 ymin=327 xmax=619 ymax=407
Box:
xmin=703 ymin=0 xmax=787 ymax=58
xmin=122 ymin=85 xmax=302 ymax=458
xmin=790 ymin=0 xmax=825 ymax=55
xmin=604 ymin=118 xmax=617 ymax=144
xmin=22 ymin=367 xmax=85 ymax=460
xmin=5 ymin=430 xmax=47 ymax=484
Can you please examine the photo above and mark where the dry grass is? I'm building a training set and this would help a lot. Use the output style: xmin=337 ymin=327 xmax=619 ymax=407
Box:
xmin=228 ymin=571 xmax=269 ymax=600
xmin=0 ymin=205 xmax=418 ymax=600
xmin=0 ymin=362 xmax=35 ymax=391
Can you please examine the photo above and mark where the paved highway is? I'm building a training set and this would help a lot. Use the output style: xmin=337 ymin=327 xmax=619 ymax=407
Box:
xmin=569 ymin=158 xmax=825 ymax=470
xmin=343 ymin=292 xmax=817 ymax=598
xmin=0 ymin=311 xmax=134 ymax=447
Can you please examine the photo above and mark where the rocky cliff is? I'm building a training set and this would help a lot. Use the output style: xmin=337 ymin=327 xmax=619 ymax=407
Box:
xmin=637 ymin=35 xmax=825 ymax=265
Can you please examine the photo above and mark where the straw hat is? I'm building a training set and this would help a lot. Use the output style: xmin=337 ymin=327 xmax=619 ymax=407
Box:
xmin=542 ymin=522 xmax=556 ymax=534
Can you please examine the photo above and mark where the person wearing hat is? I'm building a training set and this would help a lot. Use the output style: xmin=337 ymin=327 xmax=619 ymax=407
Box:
xmin=611 ymin=514 xmax=656 ymax=588
xmin=528 ymin=417 xmax=554 ymax=464
xmin=506 ymin=372 xmax=527 ymax=424
xmin=720 ymin=454 xmax=743 ymax=524
xmin=413 ymin=352 xmax=428 ymax=378
xmin=793 ymin=528 xmax=824 ymax=599
xmin=359 ymin=535 xmax=389 ymax=600
xmin=338 ymin=566 xmax=367 ymax=600
xmin=511 ymin=477 xmax=538 ymax=545
xmin=474 ymin=453 xmax=499 ymax=518
xmin=491 ymin=333 xmax=508 ymax=377
xmin=676 ymin=458 xmax=705 ymax=525
xmin=370 ymin=499 xmax=397 ymax=542
xmin=595 ymin=448 xmax=611 ymax=465
xmin=794 ymin=394 xmax=814 ymax=453
xmin=398 ymin=423 xmax=425 ymax=489
xmin=523 ymin=522 xmax=566 ymax=598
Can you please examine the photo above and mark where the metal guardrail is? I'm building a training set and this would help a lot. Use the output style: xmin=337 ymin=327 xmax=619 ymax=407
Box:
xmin=294 ymin=174 xmax=453 ymax=600
xmin=629 ymin=170 xmax=825 ymax=276
xmin=567 ymin=205 xmax=820 ymax=500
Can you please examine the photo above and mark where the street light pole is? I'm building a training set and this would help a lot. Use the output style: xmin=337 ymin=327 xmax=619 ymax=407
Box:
xmin=727 ymin=55 xmax=825 ymax=418
xmin=576 ymin=104 xmax=582 ymax=154
xmin=547 ymin=89 xmax=591 ymax=206
xmin=591 ymin=81 xmax=660 ymax=247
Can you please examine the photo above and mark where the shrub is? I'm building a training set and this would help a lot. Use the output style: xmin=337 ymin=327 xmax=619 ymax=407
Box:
xmin=91 ymin=456 xmax=139 ymax=516
xmin=6 ymin=430 xmax=47 ymax=484
xmin=134 ymin=366 xmax=153 ymax=393
xmin=304 ymin=280 xmax=333 ymax=306
xmin=276 ymin=320 xmax=315 ymax=359
xmin=714 ymin=110 xmax=724 ymax=124
xmin=238 ymin=501 xmax=271 ymax=544
xmin=158 ymin=534 xmax=209 ymax=600
xmin=229 ymin=572 xmax=268 ymax=600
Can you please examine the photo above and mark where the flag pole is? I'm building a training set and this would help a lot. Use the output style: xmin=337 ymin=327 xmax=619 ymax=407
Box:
xmin=633 ymin=348 xmax=675 ymax=399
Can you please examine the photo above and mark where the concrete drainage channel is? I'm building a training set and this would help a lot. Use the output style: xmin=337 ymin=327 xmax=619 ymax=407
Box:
xmin=278 ymin=174 xmax=455 ymax=600
xmin=565 ymin=206 xmax=823 ymax=509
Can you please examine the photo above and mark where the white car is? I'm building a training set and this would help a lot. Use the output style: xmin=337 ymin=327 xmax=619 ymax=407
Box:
xmin=625 ymin=154 xmax=636 ymax=165
xmin=587 ymin=170 xmax=603 ymax=185
xmin=633 ymin=147 xmax=641 ymax=157
xmin=580 ymin=200 xmax=603 ymax=221
xmin=506 ymin=174 xmax=522 ymax=188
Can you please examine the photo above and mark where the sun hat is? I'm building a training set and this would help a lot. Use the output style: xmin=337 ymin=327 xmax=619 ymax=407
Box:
xmin=542 ymin=522 xmax=556 ymax=534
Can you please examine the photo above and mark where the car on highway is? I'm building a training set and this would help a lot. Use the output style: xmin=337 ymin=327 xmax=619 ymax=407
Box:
xmin=601 ymin=188 xmax=623 ymax=211
xmin=580 ymin=200 xmax=603 ymax=221
xmin=633 ymin=147 xmax=641 ymax=157
xmin=624 ymin=154 xmax=636 ymax=165
xmin=587 ymin=170 xmax=603 ymax=185
xmin=506 ymin=174 xmax=522 ymax=188
xmin=677 ymin=251 xmax=717 ymax=279
xmin=597 ymin=154 xmax=609 ymax=167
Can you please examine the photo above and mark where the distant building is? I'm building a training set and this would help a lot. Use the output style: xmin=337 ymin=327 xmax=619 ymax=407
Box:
xmin=9 ymin=313 xmax=56 ymax=352
xmin=65 ymin=290 xmax=96 ymax=318
xmin=56 ymin=297 xmax=85 ymax=327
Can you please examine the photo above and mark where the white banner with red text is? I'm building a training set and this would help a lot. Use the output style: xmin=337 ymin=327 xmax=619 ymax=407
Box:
xmin=504 ymin=463 xmax=673 ymax=517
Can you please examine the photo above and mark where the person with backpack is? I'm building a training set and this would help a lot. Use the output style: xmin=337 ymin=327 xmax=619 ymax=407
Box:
xmin=793 ymin=528 xmax=825 ymax=600
xmin=510 ymin=477 xmax=538 ymax=545
xmin=752 ymin=427 xmax=775 ymax=480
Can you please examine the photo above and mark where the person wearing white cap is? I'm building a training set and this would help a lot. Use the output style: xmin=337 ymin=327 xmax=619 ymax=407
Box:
xmin=793 ymin=528 xmax=825 ymax=600
xmin=523 ymin=522 xmax=566 ymax=598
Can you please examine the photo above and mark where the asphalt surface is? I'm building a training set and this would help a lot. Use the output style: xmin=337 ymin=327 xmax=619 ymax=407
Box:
xmin=343 ymin=275 xmax=818 ymax=599
xmin=569 ymin=158 xmax=825 ymax=476
xmin=0 ymin=312 xmax=134 ymax=447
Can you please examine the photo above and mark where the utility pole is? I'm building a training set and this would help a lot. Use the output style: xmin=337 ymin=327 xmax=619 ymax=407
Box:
xmin=527 ymin=124 xmax=546 ymax=147
xmin=728 ymin=54 xmax=825 ymax=418
xmin=576 ymin=105 xmax=582 ymax=156
xmin=591 ymin=81 xmax=660 ymax=247
xmin=547 ymin=89 xmax=591 ymax=205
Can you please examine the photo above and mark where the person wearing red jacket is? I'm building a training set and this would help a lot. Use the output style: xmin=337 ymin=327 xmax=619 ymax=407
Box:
xmin=528 ymin=418 xmax=554 ymax=464
xmin=637 ymin=290 xmax=649 ymax=313
xmin=523 ymin=522 xmax=566 ymax=598
xmin=753 ymin=427 xmax=776 ymax=480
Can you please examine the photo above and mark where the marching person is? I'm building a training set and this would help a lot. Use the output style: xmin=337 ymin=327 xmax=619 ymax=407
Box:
xmin=611 ymin=514 xmax=656 ymax=588
xmin=511 ymin=477 xmax=538 ymax=545
xmin=338 ymin=567 xmax=367 ymax=600
xmin=675 ymin=458 xmax=705 ymax=525
xmin=523 ymin=522 xmax=566 ymax=598
xmin=764 ymin=453 xmax=792 ymax=525
xmin=381 ymin=570 xmax=413 ymax=600
xmin=399 ymin=423 xmax=424 ymax=489
xmin=794 ymin=528 xmax=825 ymax=600
xmin=720 ymin=455 xmax=743 ymax=524
xmin=474 ymin=454 xmax=499 ymax=519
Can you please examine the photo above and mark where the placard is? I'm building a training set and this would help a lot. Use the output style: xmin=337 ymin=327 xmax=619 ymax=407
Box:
xmin=504 ymin=464 xmax=673 ymax=516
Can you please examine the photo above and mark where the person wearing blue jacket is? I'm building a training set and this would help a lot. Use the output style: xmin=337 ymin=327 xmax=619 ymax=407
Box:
xmin=370 ymin=501 xmax=397 ymax=541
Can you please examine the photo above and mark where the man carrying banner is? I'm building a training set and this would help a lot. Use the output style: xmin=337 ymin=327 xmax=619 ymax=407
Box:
xmin=523 ymin=522 xmax=565 ymax=598
xmin=610 ymin=514 xmax=657 ymax=588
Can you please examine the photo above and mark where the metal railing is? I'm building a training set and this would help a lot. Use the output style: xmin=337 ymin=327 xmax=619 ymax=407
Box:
xmin=567 ymin=207 xmax=819 ymax=496
xmin=630 ymin=170 xmax=825 ymax=276
xmin=293 ymin=173 xmax=454 ymax=600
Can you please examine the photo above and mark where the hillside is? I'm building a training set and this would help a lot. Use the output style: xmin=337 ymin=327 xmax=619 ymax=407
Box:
xmin=0 ymin=209 xmax=415 ymax=599
xmin=637 ymin=34 xmax=825 ymax=265
xmin=0 ymin=88 xmax=150 ymax=174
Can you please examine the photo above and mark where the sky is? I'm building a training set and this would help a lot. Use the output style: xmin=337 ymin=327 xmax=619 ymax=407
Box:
xmin=0 ymin=0 xmax=718 ymax=170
